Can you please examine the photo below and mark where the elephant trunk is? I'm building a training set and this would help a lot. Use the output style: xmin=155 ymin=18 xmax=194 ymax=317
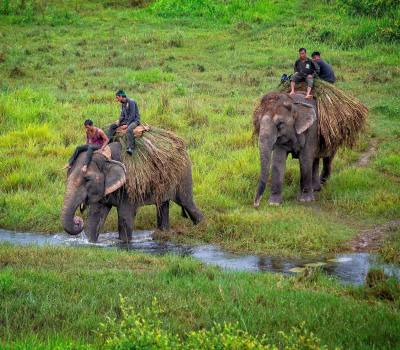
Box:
xmin=254 ymin=117 xmax=277 ymax=208
xmin=61 ymin=182 xmax=87 ymax=235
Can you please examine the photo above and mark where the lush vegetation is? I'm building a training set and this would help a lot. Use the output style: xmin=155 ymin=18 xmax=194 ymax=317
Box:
xmin=0 ymin=2 xmax=399 ymax=346
xmin=0 ymin=0 xmax=399 ymax=257
xmin=1 ymin=244 xmax=399 ymax=349
xmin=379 ymin=228 xmax=400 ymax=264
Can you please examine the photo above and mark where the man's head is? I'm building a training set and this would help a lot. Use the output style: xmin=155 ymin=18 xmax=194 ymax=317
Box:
xmin=299 ymin=48 xmax=307 ymax=60
xmin=84 ymin=119 xmax=94 ymax=131
xmin=311 ymin=51 xmax=321 ymax=61
xmin=115 ymin=89 xmax=127 ymax=103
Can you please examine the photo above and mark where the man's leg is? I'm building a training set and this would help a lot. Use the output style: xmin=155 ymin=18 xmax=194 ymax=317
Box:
xmin=305 ymin=74 xmax=314 ymax=99
xmin=126 ymin=122 xmax=139 ymax=155
xmin=82 ymin=145 xmax=101 ymax=172
xmin=68 ymin=145 xmax=89 ymax=168
xmin=106 ymin=123 xmax=119 ymax=142
xmin=290 ymin=72 xmax=303 ymax=95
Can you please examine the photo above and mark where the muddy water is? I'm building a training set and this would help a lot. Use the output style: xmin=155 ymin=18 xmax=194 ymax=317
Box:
xmin=1 ymin=229 xmax=399 ymax=285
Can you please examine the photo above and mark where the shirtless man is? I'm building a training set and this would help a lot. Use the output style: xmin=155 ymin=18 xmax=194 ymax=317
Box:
xmin=67 ymin=119 xmax=109 ymax=172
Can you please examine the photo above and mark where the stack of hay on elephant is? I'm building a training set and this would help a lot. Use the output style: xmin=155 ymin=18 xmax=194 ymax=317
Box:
xmin=253 ymin=85 xmax=368 ymax=207
xmin=62 ymin=127 xmax=203 ymax=243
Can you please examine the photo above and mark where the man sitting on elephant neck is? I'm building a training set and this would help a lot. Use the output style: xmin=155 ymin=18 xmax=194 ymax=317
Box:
xmin=290 ymin=48 xmax=320 ymax=99
xmin=66 ymin=119 xmax=109 ymax=173
xmin=107 ymin=89 xmax=140 ymax=156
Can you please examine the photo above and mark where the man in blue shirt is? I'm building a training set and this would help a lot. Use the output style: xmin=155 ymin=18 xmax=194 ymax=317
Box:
xmin=107 ymin=90 xmax=140 ymax=155
xmin=311 ymin=51 xmax=336 ymax=84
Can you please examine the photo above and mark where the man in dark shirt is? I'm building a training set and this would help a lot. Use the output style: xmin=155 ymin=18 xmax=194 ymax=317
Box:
xmin=107 ymin=90 xmax=140 ymax=155
xmin=290 ymin=48 xmax=320 ymax=99
xmin=311 ymin=51 xmax=336 ymax=84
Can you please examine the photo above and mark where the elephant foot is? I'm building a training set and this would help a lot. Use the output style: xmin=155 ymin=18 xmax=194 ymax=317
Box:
xmin=313 ymin=182 xmax=322 ymax=192
xmin=118 ymin=233 xmax=132 ymax=242
xmin=320 ymin=176 xmax=329 ymax=185
xmin=193 ymin=212 xmax=204 ymax=225
xmin=268 ymin=194 xmax=282 ymax=206
xmin=298 ymin=192 xmax=315 ymax=202
xmin=253 ymin=197 xmax=262 ymax=209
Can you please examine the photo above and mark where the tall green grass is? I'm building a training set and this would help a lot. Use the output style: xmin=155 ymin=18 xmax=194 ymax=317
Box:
xmin=0 ymin=0 xmax=399 ymax=256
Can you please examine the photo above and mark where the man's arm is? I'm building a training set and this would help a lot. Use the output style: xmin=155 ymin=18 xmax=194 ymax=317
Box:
xmin=313 ymin=60 xmax=320 ymax=75
xmin=294 ymin=60 xmax=299 ymax=73
xmin=126 ymin=100 xmax=140 ymax=126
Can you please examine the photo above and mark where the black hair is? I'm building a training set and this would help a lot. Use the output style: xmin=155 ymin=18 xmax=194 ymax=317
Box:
xmin=311 ymin=51 xmax=320 ymax=57
xmin=299 ymin=47 xmax=306 ymax=53
xmin=84 ymin=119 xmax=93 ymax=126
xmin=115 ymin=89 xmax=126 ymax=97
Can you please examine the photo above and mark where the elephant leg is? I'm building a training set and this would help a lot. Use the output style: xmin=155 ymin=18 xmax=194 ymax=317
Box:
xmin=156 ymin=201 xmax=170 ymax=230
xmin=299 ymin=152 xmax=315 ymax=202
xmin=181 ymin=207 xmax=189 ymax=218
xmin=312 ymin=158 xmax=321 ymax=192
xmin=117 ymin=203 xmax=133 ymax=243
xmin=175 ymin=192 xmax=203 ymax=225
xmin=87 ymin=203 xmax=112 ymax=243
xmin=269 ymin=148 xmax=287 ymax=205
xmin=320 ymin=152 xmax=336 ymax=185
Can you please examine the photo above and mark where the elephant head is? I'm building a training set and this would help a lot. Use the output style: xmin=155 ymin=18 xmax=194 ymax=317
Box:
xmin=61 ymin=152 xmax=126 ymax=237
xmin=253 ymin=93 xmax=316 ymax=207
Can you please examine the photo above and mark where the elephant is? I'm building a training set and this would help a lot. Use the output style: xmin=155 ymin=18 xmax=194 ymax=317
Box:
xmin=61 ymin=141 xmax=203 ymax=243
xmin=253 ymin=92 xmax=336 ymax=207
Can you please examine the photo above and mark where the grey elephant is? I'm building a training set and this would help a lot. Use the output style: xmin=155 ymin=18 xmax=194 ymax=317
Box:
xmin=61 ymin=142 xmax=203 ymax=242
xmin=253 ymin=92 xmax=336 ymax=207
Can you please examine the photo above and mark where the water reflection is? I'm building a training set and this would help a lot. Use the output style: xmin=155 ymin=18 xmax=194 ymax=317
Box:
xmin=0 ymin=229 xmax=399 ymax=285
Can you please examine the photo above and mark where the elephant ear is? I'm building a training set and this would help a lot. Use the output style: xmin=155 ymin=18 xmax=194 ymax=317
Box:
xmin=104 ymin=160 xmax=126 ymax=195
xmin=293 ymin=102 xmax=316 ymax=134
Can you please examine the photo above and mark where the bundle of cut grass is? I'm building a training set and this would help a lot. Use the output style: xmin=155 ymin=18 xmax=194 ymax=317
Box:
xmin=116 ymin=127 xmax=190 ymax=205
xmin=279 ymin=79 xmax=368 ymax=150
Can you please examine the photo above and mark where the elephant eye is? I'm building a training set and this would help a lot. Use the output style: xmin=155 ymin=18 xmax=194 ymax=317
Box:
xmin=277 ymin=122 xmax=284 ymax=129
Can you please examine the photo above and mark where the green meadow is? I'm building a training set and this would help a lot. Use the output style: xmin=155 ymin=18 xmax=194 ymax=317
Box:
xmin=0 ymin=0 xmax=399 ymax=256
xmin=0 ymin=244 xmax=399 ymax=349
xmin=0 ymin=0 xmax=400 ymax=348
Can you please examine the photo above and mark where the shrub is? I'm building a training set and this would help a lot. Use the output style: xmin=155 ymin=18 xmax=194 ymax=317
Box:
xmin=365 ymin=268 xmax=400 ymax=302
xmin=338 ymin=0 xmax=399 ymax=17
xmin=99 ymin=296 xmax=334 ymax=349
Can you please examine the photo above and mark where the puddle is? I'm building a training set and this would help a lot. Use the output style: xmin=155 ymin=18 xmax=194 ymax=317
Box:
xmin=0 ymin=229 xmax=399 ymax=285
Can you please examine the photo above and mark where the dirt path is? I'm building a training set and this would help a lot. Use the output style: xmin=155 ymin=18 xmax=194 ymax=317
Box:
xmin=346 ymin=220 xmax=400 ymax=252
xmin=356 ymin=138 xmax=378 ymax=167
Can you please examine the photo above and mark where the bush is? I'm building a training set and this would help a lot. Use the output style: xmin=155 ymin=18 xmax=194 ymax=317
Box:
xmin=339 ymin=0 xmax=399 ymax=17
xmin=99 ymin=296 xmax=333 ymax=349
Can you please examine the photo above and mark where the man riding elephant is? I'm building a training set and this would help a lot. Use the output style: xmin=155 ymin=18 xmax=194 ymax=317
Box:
xmin=290 ymin=48 xmax=320 ymax=99
xmin=62 ymin=130 xmax=204 ymax=243
xmin=107 ymin=90 xmax=141 ymax=155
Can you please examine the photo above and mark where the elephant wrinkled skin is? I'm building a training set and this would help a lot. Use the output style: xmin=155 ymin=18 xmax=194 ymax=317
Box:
xmin=61 ymin=142 xmax=203 ymax=242
xmin=253 ymin=92 xmax=336 ymax=207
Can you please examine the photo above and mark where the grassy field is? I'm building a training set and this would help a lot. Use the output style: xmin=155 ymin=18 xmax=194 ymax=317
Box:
xmin=0 ymin=1 xmax=400 ymax=348
xmin=0 ymin=0 xmax=399 ymax=256
xmin=0 ymin=244 xmax=399 ymax=349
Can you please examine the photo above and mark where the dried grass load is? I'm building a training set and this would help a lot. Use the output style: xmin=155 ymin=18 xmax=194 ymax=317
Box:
xmin=117 ymin=127 xmax=190 ymax=205
xmin=280 ymin=79 xmax=368 ymax=150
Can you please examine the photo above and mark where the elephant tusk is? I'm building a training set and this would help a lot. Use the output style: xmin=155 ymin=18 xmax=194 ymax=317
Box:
xmin=79 ymin=203 xmax=87 ymax=213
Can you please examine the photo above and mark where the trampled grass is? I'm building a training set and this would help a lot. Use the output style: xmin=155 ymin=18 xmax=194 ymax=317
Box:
xmin=0 ymin=0 xmax=399 ymax=258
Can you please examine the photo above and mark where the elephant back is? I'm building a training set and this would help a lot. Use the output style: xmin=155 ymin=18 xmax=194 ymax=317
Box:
xmin=117 ymin=127 xmax=190 ymax=205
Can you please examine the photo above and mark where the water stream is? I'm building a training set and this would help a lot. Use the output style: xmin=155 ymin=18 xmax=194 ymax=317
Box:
xmin=1 ymin=229 xmax=399 ymax=285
